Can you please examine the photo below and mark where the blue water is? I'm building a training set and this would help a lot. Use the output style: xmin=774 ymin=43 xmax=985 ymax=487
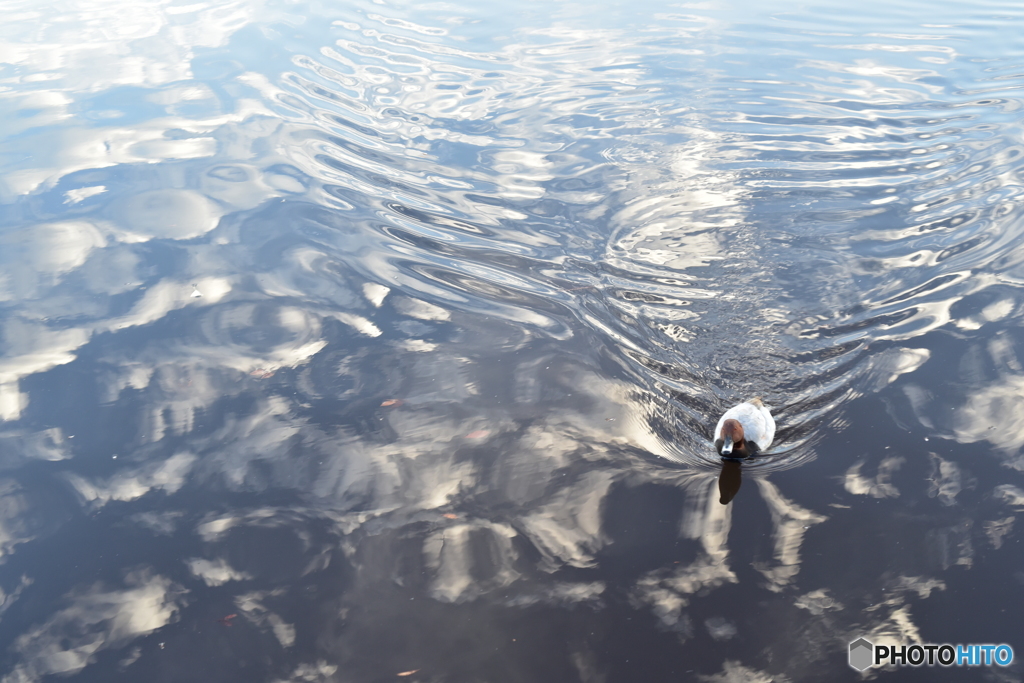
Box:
xmin=1 ymin=0 xmax=1023 ymax=680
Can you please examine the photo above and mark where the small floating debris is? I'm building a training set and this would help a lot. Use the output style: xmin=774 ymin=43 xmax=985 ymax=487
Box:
xmin=397 ymin=671 xmax=419 ymax=677
xmin=217 ymin=613 xmax=238 ymax=627
xmin=190 ymin=283 xmax=203 ymax=298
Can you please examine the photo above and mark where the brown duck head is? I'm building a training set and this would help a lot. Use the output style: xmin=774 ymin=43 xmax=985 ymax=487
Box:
xmin=717 ymin=418 xmax=753 ymax=457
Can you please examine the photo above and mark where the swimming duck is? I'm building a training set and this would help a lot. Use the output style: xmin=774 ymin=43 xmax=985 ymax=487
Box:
xmin=714 ymin=397 xmax=775 ymax=458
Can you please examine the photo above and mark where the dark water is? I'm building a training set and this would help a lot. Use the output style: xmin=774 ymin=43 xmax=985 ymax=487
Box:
xmin=1 ymin=0 xmax=1023 ymax=680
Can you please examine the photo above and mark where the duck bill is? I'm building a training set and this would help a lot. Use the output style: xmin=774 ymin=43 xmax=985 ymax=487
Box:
xmin=721 ymin=436 xmax=734 ymax=456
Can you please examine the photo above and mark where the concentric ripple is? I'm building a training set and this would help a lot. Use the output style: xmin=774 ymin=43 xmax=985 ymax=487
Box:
xmin=236 ymin=0 xmax=1024 ymax=470
xmin=245 ymin=2 xmax=1024 ymax=466
xmin=4 ymin=1 xmax=1024 ymax=679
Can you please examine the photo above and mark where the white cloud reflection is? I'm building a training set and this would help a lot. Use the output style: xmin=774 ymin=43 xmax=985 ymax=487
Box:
xmin=752 ymin=478 xmax=828 ymax=592
xmin=698 ymin=660 xmax=789 ymax=683
xmin=66 ymin=451 xmax=197 ymax=506
xmin=235 ymin=590 xmax=296 ymax=648
xmin=0 ymin=480 xmax=42 ymax=561
xmin=185 ymin=557 xmax=252 ymax=586
xmin=0 ymin=1 xmax=1019 ymax=680
xmin=843 ymin=456 xmax=904 ymax=499
xmin=520 ymin=471 xmax=613 ymax=571
xmin=424 ymin=520 xmax=519 ymax=602
xmin=0 ymin=0 xmax=263 ymax=198
xmin=2 ymin=569 xmax=184 ymax=683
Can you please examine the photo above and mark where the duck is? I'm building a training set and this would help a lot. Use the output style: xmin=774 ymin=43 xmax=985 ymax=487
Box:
xmin=714 ymin=397 xmax=775 ymax=458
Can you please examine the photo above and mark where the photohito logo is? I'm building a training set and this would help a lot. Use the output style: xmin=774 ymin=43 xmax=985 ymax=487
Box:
xmin=848 ymin=638 xmax=1014 ymax=670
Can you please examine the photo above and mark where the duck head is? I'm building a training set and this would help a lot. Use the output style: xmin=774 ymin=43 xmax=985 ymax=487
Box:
xmin=719 ymin=418 xmax=744 ymax=457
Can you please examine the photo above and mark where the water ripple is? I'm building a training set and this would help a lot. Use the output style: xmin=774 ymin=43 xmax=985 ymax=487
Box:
xmin=219 ymin=2 xmax=1024 ymax=470
xmin=4 ymin=2 xmax=1024 ymax=678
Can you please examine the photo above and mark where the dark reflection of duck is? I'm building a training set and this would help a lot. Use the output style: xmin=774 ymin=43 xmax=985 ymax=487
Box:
xmin=714 ymin=397 xmax=775 ymax=457
xmin=718 ymin=459 xmax=742 ymax=505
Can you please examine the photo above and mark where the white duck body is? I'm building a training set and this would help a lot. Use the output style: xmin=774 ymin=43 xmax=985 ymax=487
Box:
xmin=714 ymin=398 xmax=775 ymax=454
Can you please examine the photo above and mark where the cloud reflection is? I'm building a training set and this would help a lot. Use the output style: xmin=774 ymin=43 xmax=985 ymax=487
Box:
xmin=1 ymin=0 xmax=1023 ymax=680
xmin=3 ymin=569 xmax=184 ymax=683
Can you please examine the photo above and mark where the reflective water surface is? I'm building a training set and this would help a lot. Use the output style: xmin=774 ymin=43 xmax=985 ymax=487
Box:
xmin=2 ymin=0 xmax=1024 ymax=680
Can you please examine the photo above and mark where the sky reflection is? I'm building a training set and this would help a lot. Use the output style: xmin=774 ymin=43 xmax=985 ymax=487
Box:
xmin=1 ymin=0 xmax=1023 ymax=680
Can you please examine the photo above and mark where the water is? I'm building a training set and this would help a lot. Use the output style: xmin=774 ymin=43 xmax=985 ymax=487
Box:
xmin=1 ymin=0 xmax=1023 ymax=680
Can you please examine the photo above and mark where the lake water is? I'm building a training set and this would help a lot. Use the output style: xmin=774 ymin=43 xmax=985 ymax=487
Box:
xmin=1 ymin=0 xmax=1023 ymax=680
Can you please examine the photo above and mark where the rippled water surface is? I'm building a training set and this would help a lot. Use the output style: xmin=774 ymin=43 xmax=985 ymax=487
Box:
xmin=2 ymin=0 xmax=1024 ymax=680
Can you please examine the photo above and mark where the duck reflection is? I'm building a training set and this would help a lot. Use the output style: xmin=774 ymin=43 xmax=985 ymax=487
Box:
xmin=718 ymin=459 xmax=743 ymax=505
